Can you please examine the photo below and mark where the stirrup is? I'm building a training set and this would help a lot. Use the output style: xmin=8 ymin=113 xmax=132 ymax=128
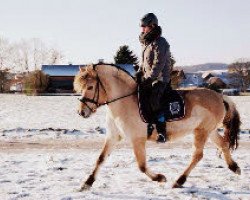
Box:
xmin=157 ymin=133 xmax=167 ymax=143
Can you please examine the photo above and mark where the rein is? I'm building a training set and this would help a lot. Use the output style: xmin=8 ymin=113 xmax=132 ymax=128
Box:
xmin=78 ymin=66 xmax=137 ymax=110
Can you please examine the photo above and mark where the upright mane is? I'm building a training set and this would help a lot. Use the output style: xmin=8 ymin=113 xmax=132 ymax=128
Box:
xmin=97 ymin=63 xmax=136 ymax=87
xmin=74 ymin=63 xmax=136 ymax=93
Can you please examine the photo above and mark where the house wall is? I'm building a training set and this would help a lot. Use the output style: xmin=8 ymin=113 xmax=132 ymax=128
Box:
xmin=48 ymin=76 xmax=75 ymax=92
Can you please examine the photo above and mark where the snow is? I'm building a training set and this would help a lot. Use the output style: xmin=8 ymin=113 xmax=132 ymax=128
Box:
xmin=0 ymin=94 xmax=250 ymax=200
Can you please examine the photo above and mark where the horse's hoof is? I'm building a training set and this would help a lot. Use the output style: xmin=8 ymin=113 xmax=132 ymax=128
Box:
xmin=172 ymin=174 xmax=186 ymax=188
xmin=172 ymin=182 xmax=183 ymax=188
xmin=229 ymin=162 xmax=241 ymax=175
xmin=77 ymin=184 xmax=91 ymax=192
xmin=235 ymin=167 xmax=241 ymax=175
xmin=153 ymin=174 xmax=167 ymax=182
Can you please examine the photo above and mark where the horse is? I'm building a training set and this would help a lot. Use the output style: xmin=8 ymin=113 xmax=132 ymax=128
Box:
xmin=73 ymin=63 xmax=241 ymax=191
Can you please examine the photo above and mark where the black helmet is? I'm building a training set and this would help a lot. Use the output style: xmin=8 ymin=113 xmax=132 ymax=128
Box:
xmin=140 ymin=13 xmax=158 ymax=27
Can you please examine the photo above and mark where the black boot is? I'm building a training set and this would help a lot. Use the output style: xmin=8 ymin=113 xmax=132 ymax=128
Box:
xmin=156 ymin=121 xmax=167 ymax=143
xmin=147 ymin=123 xmax=154 ymax=138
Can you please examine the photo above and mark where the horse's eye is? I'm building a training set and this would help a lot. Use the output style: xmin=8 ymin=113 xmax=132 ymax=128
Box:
xmin=87 ymin=86 xmax=94 ymax=90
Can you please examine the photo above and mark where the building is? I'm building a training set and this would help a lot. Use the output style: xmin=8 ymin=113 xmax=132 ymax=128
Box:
xmin=180 ymin=72 xmax=204 ymax=87
xmin=0 ymin=71 xmax=25 ymax=93
xmin=171 ymin=69 xmax=186 ymax=89
xmin=42 ymin=64 xmax=135 ymax=93
xmin=9 ymin=74 xmax=25 ymax=92
xmin=42 ymin=65 xmax=83 ymax=93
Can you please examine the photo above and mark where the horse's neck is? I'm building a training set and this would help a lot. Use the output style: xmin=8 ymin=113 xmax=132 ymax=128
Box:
xmin=98 ymin=67 xmax=137 ymax=118
xmin=99 ymin=68 xmax=136 ymax=101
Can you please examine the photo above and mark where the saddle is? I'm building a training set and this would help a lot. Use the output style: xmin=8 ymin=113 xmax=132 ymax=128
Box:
xmin=138 ymin=84 xmax=185 ymax=124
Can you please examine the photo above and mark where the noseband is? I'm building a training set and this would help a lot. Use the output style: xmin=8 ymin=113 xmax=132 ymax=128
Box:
xmin=78 ymin=66 xmax=136 ymax=112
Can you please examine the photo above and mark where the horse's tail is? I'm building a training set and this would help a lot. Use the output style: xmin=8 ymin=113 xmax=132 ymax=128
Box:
xmin=222 ymin=95 xmax=241 ymax=151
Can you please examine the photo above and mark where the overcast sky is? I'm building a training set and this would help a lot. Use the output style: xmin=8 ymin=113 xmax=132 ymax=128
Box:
xmin=1 ymin=0 xmax=250 ymax=66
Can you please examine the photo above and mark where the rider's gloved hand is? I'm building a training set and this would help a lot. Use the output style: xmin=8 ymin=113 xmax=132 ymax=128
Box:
xmin=143 ymin=77 xmax=153 ymax=86
xmin=135 ymin=70 xmax=143 ymax=84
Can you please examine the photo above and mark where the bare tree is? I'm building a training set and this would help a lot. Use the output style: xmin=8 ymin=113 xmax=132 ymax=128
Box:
xmin=31 ymin=38 xmax=48 ymax=70
xmin=48 ymin=48 xmax=64 ymax=64
xmin=16 ymin=39 xmax=32 ymax=71
xmin=0 ymin=36 xmax=65 ymax=73
xmin=0 ymin=37 xmax=13 ymax=70
xmin=30 ymin=38 xmax=64 ymax=69
xmin=10 ymin=38 xmax=64 ymax=72
xmin=0 ymin=37 xmax=13 ymax=92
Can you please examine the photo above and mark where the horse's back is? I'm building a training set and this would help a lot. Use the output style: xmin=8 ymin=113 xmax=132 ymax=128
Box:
xmin=181 ymin=88 xmax=223 ymax=105
xmin=180 ymin=88 xmax=225 ymax=124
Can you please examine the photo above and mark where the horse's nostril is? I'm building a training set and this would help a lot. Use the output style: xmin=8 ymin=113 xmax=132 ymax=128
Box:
xmin=78 ymin=110 xmax=84 ymax=116
xmin=81 ymin=111 xmax=87 ymax=118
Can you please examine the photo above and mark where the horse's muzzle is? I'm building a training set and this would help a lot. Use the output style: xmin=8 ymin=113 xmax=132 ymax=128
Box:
xmin=78 ymin=110 xmax=90 ymax=118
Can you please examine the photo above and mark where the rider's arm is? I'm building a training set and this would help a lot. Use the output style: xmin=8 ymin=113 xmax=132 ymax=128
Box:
xmin=149 ymin=39 xmax=170 ymax=80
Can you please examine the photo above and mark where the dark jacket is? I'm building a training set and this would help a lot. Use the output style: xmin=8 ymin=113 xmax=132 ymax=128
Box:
xmin=139 ymin=36 xmax=171 ymax=83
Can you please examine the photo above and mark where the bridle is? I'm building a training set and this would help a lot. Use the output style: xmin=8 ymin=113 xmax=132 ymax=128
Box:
xmin=78 ymin=66 xmax=136 ymax=113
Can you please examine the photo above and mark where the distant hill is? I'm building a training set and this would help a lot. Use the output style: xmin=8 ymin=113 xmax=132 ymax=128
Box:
xmin=177 ymin=63 xmax=228 ymax=73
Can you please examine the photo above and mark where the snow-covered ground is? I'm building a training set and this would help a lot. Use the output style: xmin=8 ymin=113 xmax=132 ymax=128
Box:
xmin=0 ymin=94 xmax=250 ymax=200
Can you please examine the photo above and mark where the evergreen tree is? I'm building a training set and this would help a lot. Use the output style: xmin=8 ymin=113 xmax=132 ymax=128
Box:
xmin=114 ymin=45 xmax=138 ymax=65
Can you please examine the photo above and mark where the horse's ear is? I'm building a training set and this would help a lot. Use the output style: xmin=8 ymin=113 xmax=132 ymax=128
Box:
xmin=86 ymin=67 xmax=91 ymax=73
xmin=79 ymin=66 xmax=85 ymax=73
xmin=86 ymin=65 xmax=97 ymax=77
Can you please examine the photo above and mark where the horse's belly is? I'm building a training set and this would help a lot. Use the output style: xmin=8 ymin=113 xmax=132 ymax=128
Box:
xmin=168 ymin=105 xmax=215 ymax=140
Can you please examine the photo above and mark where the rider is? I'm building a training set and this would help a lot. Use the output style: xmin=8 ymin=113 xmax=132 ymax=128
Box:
xmin=136 ymin=13 xmax=172 ymax=143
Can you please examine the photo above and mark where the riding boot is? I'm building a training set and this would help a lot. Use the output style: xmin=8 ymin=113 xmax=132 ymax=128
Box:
xmin=156 ymin=114 xmax=167 ymax=143
xmin=147 ymin=123 xmax=154 ymax=138
xmin=156 ymin=121 xmax=167 ymax=143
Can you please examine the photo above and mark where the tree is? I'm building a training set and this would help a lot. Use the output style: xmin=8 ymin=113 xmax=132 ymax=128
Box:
xmin=0 ymin=37 xmax=13 ymax=70
xmin=228 ymin=58 xmax=250 ymax=91
xmin=48 ymin=48 xmax=64 ymax=65
xmin=0 ymin=69 xmax=8 ymax=92
xmin=23 ymin=70 xmax=49 ymax=95
xmin=0 ymin=37 xmax=64 ymax=72
xmin=0 ymin=37 xmax=13 ymax=92
xmin=114 ymin=45 xmax=138 ymax=65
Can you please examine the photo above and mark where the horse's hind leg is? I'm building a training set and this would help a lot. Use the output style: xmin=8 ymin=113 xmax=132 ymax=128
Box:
xmin=173 ymin=128 xmax=208 ymax=188
xmin=209 ymin=130 xmax=241 ymax=174
xmin=132 ymin=137 xmax=167 ymax=182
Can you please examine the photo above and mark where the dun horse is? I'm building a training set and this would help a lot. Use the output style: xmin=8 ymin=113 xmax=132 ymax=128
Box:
xmin=74 ymin=64 xmax=241 ymax=191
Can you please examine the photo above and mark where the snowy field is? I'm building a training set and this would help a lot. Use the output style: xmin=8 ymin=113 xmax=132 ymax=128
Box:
xmin=0 ymin=94 xmax=250 ymax=200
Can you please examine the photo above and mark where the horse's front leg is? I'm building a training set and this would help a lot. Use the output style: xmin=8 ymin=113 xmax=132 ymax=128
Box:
xmin=132 ymin=137 xmax=167 ymax=182
xmin=79 ymin=116 xmax=120 ymax=191
xmin=79 ymin=135 xmax=119 ymax=191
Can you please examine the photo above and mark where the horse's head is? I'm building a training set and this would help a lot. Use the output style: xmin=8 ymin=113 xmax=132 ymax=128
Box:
xmin=74 ymin=66 xmax=107 ymax=118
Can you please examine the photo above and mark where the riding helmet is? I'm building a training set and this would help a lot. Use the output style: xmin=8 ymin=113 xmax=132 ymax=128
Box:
xmin=140 ymin=13 xmax=158 ymax=27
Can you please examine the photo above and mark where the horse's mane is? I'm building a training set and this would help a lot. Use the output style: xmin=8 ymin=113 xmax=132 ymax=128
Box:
xmin=95 ymin=63 xmax=135 ymax=79
xmin=74 ymin=63 xmax=136 ymax=93
xmin=95 ymin=63 xmax=136 ymax=87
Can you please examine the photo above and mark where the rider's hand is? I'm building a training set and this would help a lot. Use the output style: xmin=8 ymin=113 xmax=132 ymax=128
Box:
xmin=143 ymin=77 xmax=153 ymax=86
xmin=135 ymin=71 xmax=143 ymax=83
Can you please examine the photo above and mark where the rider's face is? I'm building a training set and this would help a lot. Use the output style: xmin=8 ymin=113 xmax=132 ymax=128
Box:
xmin=141 ymin=25 xmax=152 ymax=34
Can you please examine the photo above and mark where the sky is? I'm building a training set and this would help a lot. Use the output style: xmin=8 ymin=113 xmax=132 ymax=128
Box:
xmin=0 ymin=0 xmax=250 ymax=66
